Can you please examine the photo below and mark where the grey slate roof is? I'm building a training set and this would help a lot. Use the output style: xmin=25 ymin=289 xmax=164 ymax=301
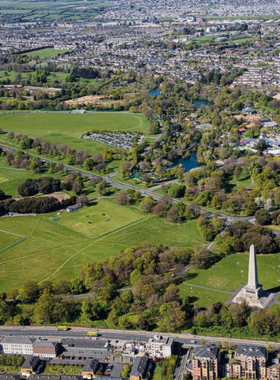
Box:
xmin=0 ymin=376 xmax=20 ymax=380
xmin=194 ymin=346 xmax=219 ymax=360
xmin=236 ymin=345 xmax=266 ymax=358
xmin=2 ymin=337 xmax=35 ymax=345
xmin=130 ymin=356 xmax=149 ymax=378
xmin=29 ymin=376 xmax=82 ymax=380
xmin=61 ymin=338 xmax=107 ymax=349
xmin=33 ymin=340 xmax=57 ymax=348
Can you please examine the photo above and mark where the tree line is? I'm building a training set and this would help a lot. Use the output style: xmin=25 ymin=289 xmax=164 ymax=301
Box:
xmin=0 ymin=243 xmax=279 ymax=339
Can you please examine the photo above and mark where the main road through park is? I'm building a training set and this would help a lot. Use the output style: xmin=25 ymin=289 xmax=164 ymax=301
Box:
xmin=0 ymin=141 xmax=261 ymax=227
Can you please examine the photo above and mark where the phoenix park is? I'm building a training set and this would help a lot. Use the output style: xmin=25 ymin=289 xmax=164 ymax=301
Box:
xmin=1 ymin=1 xmax=280 ymax=380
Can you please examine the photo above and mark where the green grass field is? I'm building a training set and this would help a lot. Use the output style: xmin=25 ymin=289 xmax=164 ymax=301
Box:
xmin=0 ymin=230 xmax=25 ymax=252
xmin=57 ymin=200 xmax=144 ymax=238
xmin=25 ymin=49 xmax=70 ymax=59
xmin=229 ymin=172 xmax=256 ymax=191
xmin=0 ymin=70 xmax=31 ymax=82
xmin=179 ymin=253 xmax=280 ymax=307
xmin=0 ymin=112 xmax=149 ymax=154
xmin=0 ymin=199 xmax=206 ymax=292
xmin=0 ymin=0 xmax=113 ymax=22
xmin=0 ymin=161 xmax=69 ymax=197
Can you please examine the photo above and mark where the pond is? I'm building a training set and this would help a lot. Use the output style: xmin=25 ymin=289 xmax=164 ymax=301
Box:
xmin=187 ymin=98 xmax=213 ymax=108
xmin=149 ymin=87 xmax=161 ymax=97
xmin=169 ymin=152 xmax=200 ymax=172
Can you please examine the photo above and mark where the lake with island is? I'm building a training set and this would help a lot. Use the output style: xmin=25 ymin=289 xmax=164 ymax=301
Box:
xmin=169 ymin=152 xmax=200 ymax=171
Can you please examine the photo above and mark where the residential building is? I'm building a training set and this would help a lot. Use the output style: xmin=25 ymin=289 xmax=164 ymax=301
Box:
xmin=21 ymin=356 xmax=41 ymax=377
xmin=234 ymin=345 xmax=267 ymax=380
xmin=61 ymin=339 xmax=109 ymax=359
xmin=192 ymin=346 xmax=219 ymax=380
xmin=130 ymin=356 xmax=153 ymax=380
xmin=267 ymin=363 xmax=280 ymax=380
xmin=33 ymin=341 xmax=58 ymax=358
xmin=2 ymin=337 xmax=35 ymax=355
xmin=145 ymin=336 xmax=174 ymax=358
xmin=81 ymin=359 xmax=99 ymax=379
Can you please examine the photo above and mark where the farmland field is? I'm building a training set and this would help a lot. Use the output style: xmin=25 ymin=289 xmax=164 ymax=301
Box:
xmin=0 ymin=199 xmax=206 ymax=292
xmin=0 ymin=0 xmax=113 ymax=22
xmin=0 ymin=112 xmax=149 ymax=154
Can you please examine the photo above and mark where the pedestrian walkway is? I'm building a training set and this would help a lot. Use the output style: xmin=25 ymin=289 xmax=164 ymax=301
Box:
xmin=183 ymin=282 xmax=232 ymax=294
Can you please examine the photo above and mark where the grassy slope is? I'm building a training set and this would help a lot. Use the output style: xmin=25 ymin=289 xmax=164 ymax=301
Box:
xmin=0 ymin=112 xmax=149 ymax=154
xmin=0 ymin=199 xmax=206 ymax=292
xmin=179 ymin=252 xmax=280 ymax=307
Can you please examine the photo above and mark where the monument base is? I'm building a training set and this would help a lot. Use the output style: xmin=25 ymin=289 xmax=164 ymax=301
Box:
xmin=229 ymin=285 xmax=274 ymax=309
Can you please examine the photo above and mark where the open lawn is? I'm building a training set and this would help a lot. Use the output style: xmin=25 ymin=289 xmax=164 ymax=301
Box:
xmin=57 ymin=200 xmax=144 ymax=238
xmin=0 ymin=230 xmax=25 ymax=253
xmin=0 ymin=199 xmax=206 ymax=292
xmin=0 ymin=160 xmax=68 ymax=197
xmin=0 ymin=70 xmax=31 ymax=82
xmin=25 ymin=49 xmax=71 ymax=59
xmin=179 ymin=252 xmax=280 ymax=307
xmin=229 ymin=172 xmax=256 ymax=191
xmin=0 ymin=112 xmax=149 ymax=154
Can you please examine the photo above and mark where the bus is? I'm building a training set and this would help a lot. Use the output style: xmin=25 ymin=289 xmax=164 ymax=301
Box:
xmin=57 ymin=326 xmax=69 ymax=331
xmin=87 ymin=331 xmax=98 ymax=337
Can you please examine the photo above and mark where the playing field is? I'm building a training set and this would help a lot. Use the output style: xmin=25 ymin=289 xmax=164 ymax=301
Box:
xmin=179 ymin=252 xmax=280 ymax=307
xmin=25 ymin=49 xmax=70 ymax=59
xmin=0 ymin=112 xmax=149 ymax=154
xmin=0 ymin=199 xmax=206 ymax=292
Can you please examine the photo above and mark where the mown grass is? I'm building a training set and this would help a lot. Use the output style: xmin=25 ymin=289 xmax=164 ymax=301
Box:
xmin=179 ymin=252 xmax=280 ymax=307
xmin=0 ymin=199 xmax=205 ymax=292
xmin=0 ymin=160 xmax=68 ymax=197
xmin=0 ymin=231 xmax=23 ymax=252
xmin=0 ymin=112 xmax=149 ymax=154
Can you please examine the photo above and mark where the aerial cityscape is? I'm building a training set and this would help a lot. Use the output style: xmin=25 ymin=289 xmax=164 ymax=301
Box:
xmin=2 ymin=0 xmax=280 ymax=379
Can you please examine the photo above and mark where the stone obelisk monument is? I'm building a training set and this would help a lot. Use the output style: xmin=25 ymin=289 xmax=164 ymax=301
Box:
xmin=244 ymin=244 xmax=263 ymax=299
xmin=230 ymin=244 xmax=272 ymax=308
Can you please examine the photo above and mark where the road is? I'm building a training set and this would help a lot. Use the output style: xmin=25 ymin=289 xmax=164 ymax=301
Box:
xmin=0 ymin=141 xmax=257 ymax=226
xmin=4 ymin=140 xmax=280 ymax=237
xmin=0 ymin=326 xmax=278 ymax=347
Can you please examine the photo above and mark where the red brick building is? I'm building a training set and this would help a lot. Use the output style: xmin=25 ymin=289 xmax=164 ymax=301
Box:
xmin=33 ymin=341 xmax=58 ymax=358
xmin=192 ymin=346 xmax=219 ymax=380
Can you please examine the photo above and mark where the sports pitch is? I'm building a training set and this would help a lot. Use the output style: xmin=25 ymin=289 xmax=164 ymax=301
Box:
xmin=0 ymin=199 xmax=206 ymax=292
xmin=0 ymin=112 xmax=149 ymax=154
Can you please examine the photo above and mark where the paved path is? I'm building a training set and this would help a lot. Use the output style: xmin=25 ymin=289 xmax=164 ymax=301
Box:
xmin=183 ymin=282 xmax=232 ymax=294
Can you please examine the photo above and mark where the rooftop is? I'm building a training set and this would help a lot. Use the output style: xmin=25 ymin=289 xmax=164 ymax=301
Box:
xmin=236 ymin=345 xmax=266 ymax=358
